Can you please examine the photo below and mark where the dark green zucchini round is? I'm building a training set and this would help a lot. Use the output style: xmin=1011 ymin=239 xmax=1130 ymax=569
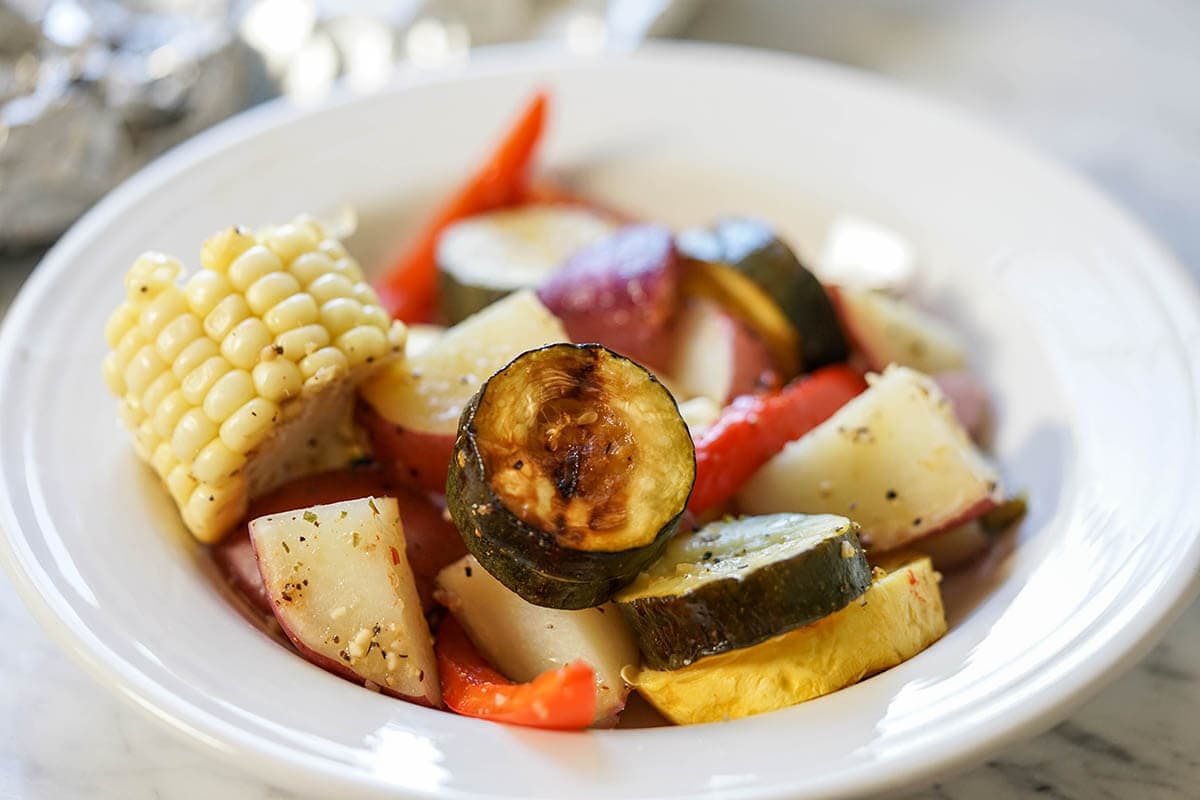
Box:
xmin=615 ymin=513 xmax=872 ymax=670
xmin=446 ymin=343 xmax=696 ymax=609
xmin=677 ymin=218 xmax=849 ymax=369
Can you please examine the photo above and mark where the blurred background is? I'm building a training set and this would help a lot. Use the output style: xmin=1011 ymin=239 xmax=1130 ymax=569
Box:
xmin=0 ymin=1 xmax=1197 ymax=798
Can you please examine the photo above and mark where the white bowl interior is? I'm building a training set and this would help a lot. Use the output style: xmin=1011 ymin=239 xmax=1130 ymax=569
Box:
xmin=1 ymin=44 xmax=1198 ymax=800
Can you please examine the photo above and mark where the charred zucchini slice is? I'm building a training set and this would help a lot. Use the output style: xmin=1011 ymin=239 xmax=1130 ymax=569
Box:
xmin=678 ymin=218 xmax=848 ymax=369
xmin=447 ymin=343 xmax=696 ymax=610
xmin=616 ymin=513 xmax=871 ymax=670
xmin=437 ymin=205 xmax=615 ymax=323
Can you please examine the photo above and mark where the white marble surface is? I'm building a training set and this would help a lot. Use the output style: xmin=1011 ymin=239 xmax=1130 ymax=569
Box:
xmin=2 ymin=1 xmax=1199 ymax=798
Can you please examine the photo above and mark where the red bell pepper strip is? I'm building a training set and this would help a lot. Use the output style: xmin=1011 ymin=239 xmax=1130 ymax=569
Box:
xmin=436 ymin=617 xmax=596 ymax=730
xmin=376 ymin=91 xmax=549 ymax=322
xmin=688 ymin=365 xmax=868 ymax=515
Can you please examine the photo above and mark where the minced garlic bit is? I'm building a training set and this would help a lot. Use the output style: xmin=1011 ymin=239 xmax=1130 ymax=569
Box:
xmin=840 ymin=540 xmax=856 ymax=559
xmin=348 ymin=626 xmax=373 ymax=659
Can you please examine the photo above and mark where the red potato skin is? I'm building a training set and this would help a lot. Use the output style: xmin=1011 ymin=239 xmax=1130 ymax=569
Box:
xmin=214 ymin=466 xmax=465 ymax=614
xmin=890 ymin=496 xmax=1000 ymax=552
xmin=828 ymin=285 xmax=884 ymax=371
xmin=356 ymin=401 xmax=457 ymax=495
xmin=934 ymin=370 xmax=990 ymax=441
xmin=670 ymin=296 xmax=780 ymax=404
xmin=537 ymin=224 xmax=679 ymax=371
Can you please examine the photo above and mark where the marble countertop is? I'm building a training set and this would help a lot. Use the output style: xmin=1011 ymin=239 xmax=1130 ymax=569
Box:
xmin=2 ymin=1 xmax=1198 ymax=798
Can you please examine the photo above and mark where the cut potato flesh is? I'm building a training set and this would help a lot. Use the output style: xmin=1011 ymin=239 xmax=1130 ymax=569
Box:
xmin=738 ymin=365 xmax=1000 ymax=551
xmin=360 ymin=290 xmax=569 ymax=435
xmin=436 ymin=555 xmax=640 ymax=725
xmin=250 ymin=496 xmax=439 ymax=706
xmin=837 ymin=288 xmax=968 ymax=373
xmin=667 ymin=297 xmax=775 ymax=405
xmin=630 ymin=555 xmax=946 ymax=724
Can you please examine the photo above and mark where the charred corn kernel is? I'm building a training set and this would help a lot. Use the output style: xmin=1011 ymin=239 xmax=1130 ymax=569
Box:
xmin=126 ymin=345 xmax=167 ymax=397
xmin=262 ymin=222 xmax=319 ymax=264
xmin=204 ymin=294 xmax=252 ymax=342
xmin=274 ymin=324 xmax=329 ymax=361
xmin=319 ymin=297 xmax=363 ymax=337
xmin=172 ymin=408 xmax=218 ymax=462
xmin=153 ymin=390 xmax=190 ymax=439
xmin=252 ymin=358 xmax=303 ymax=402
xmin=337 ymin=326 xmax=388 ymax=367
xmin=299 ymin=346 xmax=348 ymax=380
xmin=220 ymin=317 xmax=273 ymax=370
xmin=166 ymin=464 xmax=198 ymax=507
xmin=105 ymin=304 xmax=137 ymax=348
xmin=228 ymin=245 xmax=283 ymax=291
xmin=200 ymin=226 xmax=255 ymax=272
xmin=185 ymin=270 xmax=233 ymax=317
xmin=264 ymin=293 xmax=319 ymax=334
xmin=104 ymin=215 xmax=405 ymax=543
xmin=307 ymin=272 xmax=356 ymax=305
xmin=220 ymin=397 xmax=278 ymax=454
xmin=203 ymin=369 xmax=255 ymax=422
xmin=141 ymin=370 xmax=179 ymax=416
xmin=289 ymin=252 xmax=336 ymax=287
xmin=246 ymin=271 xmax=302 ymax=316
xmin=192 ymin=439 xmax=245 ymax=485
xmin=156 ymin=314 xmax=204 ymax=363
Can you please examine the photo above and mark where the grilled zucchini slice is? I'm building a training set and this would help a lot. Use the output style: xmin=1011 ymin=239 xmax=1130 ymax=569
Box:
xmin=678 ymin=217 xmax=848 ymax=370
xmin=616 ymin=514 xmax=871 ymax=670
xmin=437 ymin=205 xmax=615 ymax=323
xmin=447 ymin=343 xmax=695 ymax=609
xmin=630 ymin=554 xmax=947 ymax=724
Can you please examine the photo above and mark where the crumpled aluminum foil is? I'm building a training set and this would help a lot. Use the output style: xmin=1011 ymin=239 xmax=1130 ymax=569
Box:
xmin=0 ymin=0 xmax=699 ymax=248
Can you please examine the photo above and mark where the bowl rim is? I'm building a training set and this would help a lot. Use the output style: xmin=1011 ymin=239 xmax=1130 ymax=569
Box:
xmin=2 ymin=40 xmax=1199 ymax=800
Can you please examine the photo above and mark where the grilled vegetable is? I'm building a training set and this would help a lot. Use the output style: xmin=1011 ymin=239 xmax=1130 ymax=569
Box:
xmin=678 ymin=258 xmax=800 ymax=378
xmin=689 ymin=366 xmax=866 ymax=515
xmin=436 ymin=555 xmax=639 ymax=725
xmin=359 ymin=290 xmax=569 ymax=492
xmin=537 ymin=224 xmax=680 ymax=370
xmin=666 ymin=296 xmax=778 ymax=405
xmin=630 ymin=554 xmax=946 ymax=724
xmin=376 ymin=91 xmax=548 ymax=322
xmin=438 ymin=204 xmax=615 ymax=323
xmin=436 ymin=617 xmax=595 ymax=729
xmin=933 ymin=370 xmax=989 ymax=440
xmin=738 ymin=366 xmax=1002 ymax=551
xmin=447 ymin=343 xmax=695 ymax=609
xmin=102 ymin=217 xmax=407 ymax=543
xmin=678 ymin=218 xmax=847 ymax=369
xmin=616 ymin=514 xmax=871 ymax=670
xmin=835 ymin=287 xmax=968 ymax=373
xmin=249 ymin=496 xmax=440 ymax=706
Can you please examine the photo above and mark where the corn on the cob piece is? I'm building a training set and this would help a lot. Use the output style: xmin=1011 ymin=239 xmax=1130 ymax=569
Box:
xmin=103 ymin=216 xmax=406 ymax=543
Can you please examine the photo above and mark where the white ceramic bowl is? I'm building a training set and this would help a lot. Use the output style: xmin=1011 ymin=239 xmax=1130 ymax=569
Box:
xmin=1 ymin=43 xmax=1198 ymax=800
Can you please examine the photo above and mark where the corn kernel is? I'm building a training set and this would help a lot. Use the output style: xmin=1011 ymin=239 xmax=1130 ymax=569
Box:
xmin=152 ymin=390 xmax=190 ymax=439
xmin=228 ymin=245 xmax=283 ymax=292
xmin=203 ymin=369 xmax=255 ymax=422
xmin=200 ymin=226 xmax=255 ymax=272
xmin=291 ymin=214 xmax=325 ymax=241
xmin=204 ymin=293 xmax=253 ymax=342
xmin=155 ymin=313 xmax=204 ymax=363
xmin=262 ymin=223 xmax=319 ymax=264
xmin=220 ymin=397 xmax=279 ymax=454
xmin=141 ymin=370 xmax=179 ymax=416
xmin=183 ymin=483 xmax=244 ymax=544
xmin=185 ymin=270 xmax=233 ymax=318
xmin=360 ymin=304 xmax=389 ymax=330
xmin=337 ymin=325 xmax=388 ymax=367
xmin=126 ymin=253 xmax=183 ymax=302
xmin=307 ymin=272 xmax=356 ymax=305
xmin=274 ymin=323 xmax=329 ymax=361
xmin=320 ymin=297 xmax=364 ymax=337
xmin=115 ymin=327 xmax=148 ymax=367
xmin=332 ymin=257 xmax=365 ymax=282
xmin=299 ymin=346 xmax=349 ymax=380
xmin=252 ymin=358 xmax=303 ymax=402
xmin=118 ymin=398 xmax=142 ymax=429
xmin=220 ymin=317 xmax=273 ymax=370
xmin=387 ymin=320 xmax=407 ymax=350
xmin=125 ymin=345 xmax=168 ymax=397
xmin=103 ymin=352 xmax=127 ymax=396
xmin=264 ymin=293 xmax=319 ymax=334
xmin=172 ymin=337 xmax=219 ymax=380
xmin=166 ymin=464 xmax=198 ymax=507
xmin=105 ymin=304 xmax=137 ymax=348
xmin=138 ymin=286 xmax=188 ymax=339
xmin=246 ymin=271 xmax=302 ymax=316
xmin=353 ymin=282 xmax=378 ymax=306
xmin=318 ymin=238 xmax=347 ymax=260
xmin=192 ymin=439 xmax=246 ymax=484
xmin=182 ymin=356 xmax=231 ymax=405
xmin=151 ymin=442 xmax=176 ymax=477
xmin=289 ymin=252 xmax=336 ymax=287
xmin=172 ymin=408 xmax=217 ymax=462
xmin=133 ymin=420 xmax=157 ymax=461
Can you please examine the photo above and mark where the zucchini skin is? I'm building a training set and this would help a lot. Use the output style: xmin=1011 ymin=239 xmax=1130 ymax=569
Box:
xmin=617 ymin=522 xmax=873 ymax=670
xmin=439 ymin=271 xmax=511 ymax=325
xmin=680 ymin=218 xmax=849 ymax=369
xmin=446 ymin=344 xmax=694 ymax=610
